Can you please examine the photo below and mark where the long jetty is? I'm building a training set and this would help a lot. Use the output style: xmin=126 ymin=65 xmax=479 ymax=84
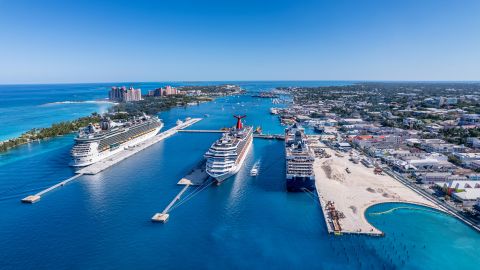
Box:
xmin=151 ymin=184 xmax=191 ymax=223
xmin=21 ymin=117 xmax=202 ymax=203
xmin=178 ymin=129 xmax=285 ymax=140
xmin=152 ymin=161 xmax=209 ymax=223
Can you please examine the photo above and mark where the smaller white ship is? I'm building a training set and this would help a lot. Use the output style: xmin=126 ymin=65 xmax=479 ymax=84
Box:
xmin=250 ymin=161 xmax=260 ymax=176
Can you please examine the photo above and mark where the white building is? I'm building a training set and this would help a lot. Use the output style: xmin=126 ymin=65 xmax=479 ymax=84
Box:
xmin=452 ymin=152 xmax=480 ymax=168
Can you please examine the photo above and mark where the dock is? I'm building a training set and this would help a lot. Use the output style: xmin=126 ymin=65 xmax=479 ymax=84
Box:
xmin=152 ymin=161 xmax=211 ymax=223
xmin=178 ymin=129 xmax=224 ymax=133
xmin=178 ymin=129 xmax=285 ymax=140
xmin=152 ymin=184 xmax=191 ymax=223
xmin=177 ymin=161 xmax=209 ymax=186
xmin=21 ymin=173 xmax=84 ymax=203
xmin=21 ymin=117 xmax=202 ymax=203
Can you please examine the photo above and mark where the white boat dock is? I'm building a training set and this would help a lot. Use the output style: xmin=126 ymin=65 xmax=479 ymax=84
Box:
xmin=21 ymin=117 xmax=202 ymax=203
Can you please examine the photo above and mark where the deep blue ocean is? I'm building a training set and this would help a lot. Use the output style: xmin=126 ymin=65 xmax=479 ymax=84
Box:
xmin=0 ymin=81 xmax=479 ymax=269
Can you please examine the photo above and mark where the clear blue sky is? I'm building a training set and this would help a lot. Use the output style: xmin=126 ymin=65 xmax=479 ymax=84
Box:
xmin=1 ymin=0 xmax=479 ymax=83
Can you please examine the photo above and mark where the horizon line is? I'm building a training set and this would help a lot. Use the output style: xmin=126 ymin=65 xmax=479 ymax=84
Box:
xmin=1 ymin=79 xmax=480 ymax=86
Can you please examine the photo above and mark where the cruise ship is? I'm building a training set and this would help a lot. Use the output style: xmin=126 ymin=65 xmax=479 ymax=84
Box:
xmin=205 ymin=115 xmax=253 ymax=183
xmin=70 ymin=114 xmax=163 ymax=167
xmin=285 ymin=123 xmax=315 ymax=191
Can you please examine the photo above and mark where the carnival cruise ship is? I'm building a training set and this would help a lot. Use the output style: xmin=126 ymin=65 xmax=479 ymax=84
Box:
xmin=205 ymin=115 xmax=253 ymax=183
xmin=285 ymin=123 xmax=315 ymax=191
xmin=70 ymin=114 xmax=163 ymax=167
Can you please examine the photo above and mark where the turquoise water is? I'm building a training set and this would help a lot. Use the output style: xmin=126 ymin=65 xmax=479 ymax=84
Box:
xmin=0 ymin=82 xmax=479 ymax=269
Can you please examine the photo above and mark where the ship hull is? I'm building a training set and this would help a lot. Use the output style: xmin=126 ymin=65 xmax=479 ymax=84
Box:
xmin=70 ymin=124 xmax=162 ymax=167
xmin=286 ymin=175 xmax=315 ymax=192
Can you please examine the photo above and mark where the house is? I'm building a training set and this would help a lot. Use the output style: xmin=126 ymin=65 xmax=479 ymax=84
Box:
xmin=403 ymin=117 xmax=423 ymax=128
xmin=452 ymin=153 xmax=480 ymax=168
xmin=452 ymin=189 xmax=480 ymax=207
xmin=459 ymin=114 xmax=480 ymax=126
xmin=467 ymin=137 xmax=480 ymax=148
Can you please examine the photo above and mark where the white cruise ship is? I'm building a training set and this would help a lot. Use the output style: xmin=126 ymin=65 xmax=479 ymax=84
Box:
xmin=285 ymin=123 xmax=315 ymax=191
xmin=70 ymin=114 xmax=163 ymax=167
xmin=205 ymin=115 xmax=253 ymax=183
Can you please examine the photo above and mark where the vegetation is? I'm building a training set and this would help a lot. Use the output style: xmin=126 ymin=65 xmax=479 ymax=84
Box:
xmin=0 ymin=114 xmax=101 ymax=152
xmin=113 ymin=95 xmax=212 ymax=116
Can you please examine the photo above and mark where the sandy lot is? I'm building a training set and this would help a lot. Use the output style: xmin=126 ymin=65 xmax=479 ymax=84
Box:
xmin=314 ymin=147 xmax=439 ymax=235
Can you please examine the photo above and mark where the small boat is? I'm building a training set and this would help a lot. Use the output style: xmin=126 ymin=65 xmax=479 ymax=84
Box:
xmin=250 ymin=161 xmax=260 ymax=176
xmin=176 ymin=119 xmax=183 ymax=125
xmin=345 ymin=167 xmax=351 ymax=174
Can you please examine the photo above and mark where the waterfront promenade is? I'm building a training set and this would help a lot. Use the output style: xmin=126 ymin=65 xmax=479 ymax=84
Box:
xmin=313 ymin=147 xmax=440 ymax=236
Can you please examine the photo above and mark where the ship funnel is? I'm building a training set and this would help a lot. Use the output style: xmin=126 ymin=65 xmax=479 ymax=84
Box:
xmin=234 ymin=115 xmax=246 ymax=129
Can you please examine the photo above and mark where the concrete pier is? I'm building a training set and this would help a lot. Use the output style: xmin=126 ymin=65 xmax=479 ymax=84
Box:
xmin=21 ymin=173 xmax=84 ymax=203
xmin=178 ymin=129 xmax=224 ymax=133
xmin=178 ymin=129 xmax=285 ymax=140
xmin=152 ymin=184 xmax=191 ymax=223
xmin=78 ymin=118 xmax=202 ymax=175
xmin=177 ymin=161 xmax=208 ymax=186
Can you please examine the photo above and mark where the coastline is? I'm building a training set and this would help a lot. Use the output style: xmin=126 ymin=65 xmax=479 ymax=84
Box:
xmin=0 ymin=92 xmax=234 ymax=153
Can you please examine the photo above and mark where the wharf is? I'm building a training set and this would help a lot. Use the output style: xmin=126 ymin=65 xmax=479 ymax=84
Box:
xmin=21 ymin=117 xmax=202 ymax=203
xmin=177 ymin=161 xmax=209 ymax=186
xmin=178 ymin=129 xmax=223 ymax=133
xmin=178 ymin=129 xmax=285 ymax=140
xmin=78 ymin=118 xmax=202 ymax=175
xmin=313 ymin=147 xmax=440 ymax=236
xmin=152 ymin=184 xmax=191 ymax=223
xmin=21 ymin=173 xmax=84 ymax=203
xmin=253 ymin=134 xmax=284 ymax=140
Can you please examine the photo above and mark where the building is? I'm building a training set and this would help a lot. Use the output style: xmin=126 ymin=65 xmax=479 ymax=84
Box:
xmin=109 ymin=86 xmax=142 ymax=102
xmin=452 ymin=153 xmax=480 ymax=168
xmin=151 ymin=85 xmax=181 ymax=97
xmin=419 ymin=172 xmax=467 ymax=184
xmin=459 ymin=114 xmax=480 ymax=126
xmin=403 ymin=117 xmax=423 ymax=128
xmin=392 ymin=153 xmax=455 ymax=173
xmin=467 ymin=137 xmax=480 ymax=149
